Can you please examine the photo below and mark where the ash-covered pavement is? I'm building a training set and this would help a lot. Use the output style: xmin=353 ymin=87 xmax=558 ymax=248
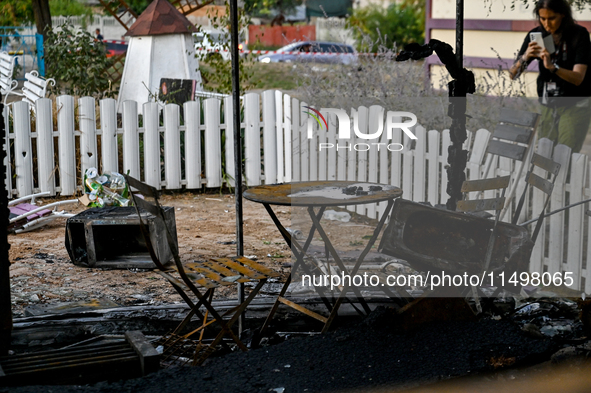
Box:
xmin=2 ymin=310 xmax=560 ymax=393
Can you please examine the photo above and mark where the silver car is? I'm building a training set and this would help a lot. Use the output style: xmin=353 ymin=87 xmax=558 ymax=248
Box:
xmin=258 ymin=41 xmax=357 ymax=65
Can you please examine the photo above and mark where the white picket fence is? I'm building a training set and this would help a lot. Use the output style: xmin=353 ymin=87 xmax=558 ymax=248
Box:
xmin=3 ymin=90 xmax=591 ymax=293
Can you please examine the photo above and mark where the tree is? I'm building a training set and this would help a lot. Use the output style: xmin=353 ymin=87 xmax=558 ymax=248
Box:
xmin=348 ymin=0 xmax=425 ymax=53
xmin=32 ymin=0 xmax=52 ymax=40
xmin=45 ymin=21 xmax=115 ymax=98
xmin=0 ymin=0 xmax=34 ymax=27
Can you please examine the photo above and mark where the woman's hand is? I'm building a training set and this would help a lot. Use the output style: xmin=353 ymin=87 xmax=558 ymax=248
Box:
xmin=540 ymin=47 xmax=587 ymax=86
xmin=540 ymin=48 xmax=553 ymax=69
xmin=523 ymin=41 xmax=542 ymax=62
xmin=510 ymin=41 xmax=541 ymax=79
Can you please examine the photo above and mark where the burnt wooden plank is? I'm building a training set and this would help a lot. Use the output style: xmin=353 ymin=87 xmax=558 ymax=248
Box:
xmin=499 ymin=108 xmax=539 ymax=127
xmin=457 ymin=198 xmax=505 ymax=213
xmin=493 ymin=124 xmax=533 ymax=143
xmin=528 ymin=173 xmax=554 ymax=195
xmin=125 ymin=331 xmax=160 ymax=376
xmin=461 ymin=176 xmax=510 ymax=192
xmin=532 ymin=153 xmax=561 ymax=175
xmin=486 ymin=140 xmax=526 ymax=160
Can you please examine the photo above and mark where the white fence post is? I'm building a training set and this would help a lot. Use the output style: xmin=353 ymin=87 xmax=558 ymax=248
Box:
xmin=262 ymin=90 xmax=277 ymax=184
xmin=204 ymin=98 xmax=222 ymax=188
xmin=547 ymin=144 xmax=572 ymax=275
xmin=122 ymin=100 xmax=140 ymax=179
xmin=275 ymin=91 xmax=284 ymax=183
xmin=100 ymin=98 xmax=118 ymax=174
xmin=35 ymin=98 xmax=55 ymax=196
xmin=142 ymin=102 xmax=161 ymax=189
xmin=184 ymin=101 xmax=202 ymax=189
xmin=57 ymin=95 xmax=76 ymax=195
xmin=3 ymin=106 xmax=12 ymax=197
xmin=565 ymin=153 xmax=586 ymax=289
xmin=244 ymin=93 xmax=261 ymax=186
xmin=79 ymin=96 xmax=98 ymax=177
xmin=426 ymin=130 xmax=440 ymax=205
xmin=223 ymin=96 xmax=235 ymax=188
xmin=12 ymin=101 xmax=33 ymax=197
xmin=163 ymin=103 xmax=181 ymax=190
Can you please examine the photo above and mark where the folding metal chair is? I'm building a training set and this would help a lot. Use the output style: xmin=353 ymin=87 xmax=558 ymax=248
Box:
xmin=124 ymin=175 xmax=279 ymax=366
xmin=480 ymin=108 xmax=539 ymax=220
xmin=511 ymin=152 xmax=561 ymax=244
xmin=457 ymin=175 xmax=511 ymax=272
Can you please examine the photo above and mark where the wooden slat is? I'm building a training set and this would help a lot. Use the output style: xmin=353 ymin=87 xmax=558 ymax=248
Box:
xmin=200 ymin=260 xmax=250 ymax=282
xmin=528 ymin=172 xmax=554 ymax=195
xmin=493 ymin=123 xmax=533 ymax=143
xmin=23 ymin=81 xmax=44 ymax=97
xmin=457 ymin=197 xmax=505 ymax=213
xmin=244 ymin=93 xmax=261 ymax=186
xmin=24 ymin=72 xmax=46 ymax=88
xmin=461 ymin=175 xmax=510 ymax=192
xmin=184 ymin=263 xmax=226 ymax=282
xmin=122 ymin=100 xmax=140 ymax=179
xmin=532 ymin=153 xmax=561 ymax=175
xmin=163 ymin=104 xmax=181 ymax=189
xmin=213 ymin=258 xmax=266 ymax=279
xmin=486 ymin=140 xmax=526 ymax=161
xmin=232 ymin=256 xmax=280 ymax=277
xmin=277 ymin=296 xmax=328 ymax=323
xmin=499 ymin=108 xmax=539 ymax=127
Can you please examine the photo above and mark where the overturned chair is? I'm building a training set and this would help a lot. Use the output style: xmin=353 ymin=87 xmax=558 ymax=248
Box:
xmin=124 ymin=175 xmax=279 ymax=365
xmin=379 ymin=151 xmax=561 ymax=295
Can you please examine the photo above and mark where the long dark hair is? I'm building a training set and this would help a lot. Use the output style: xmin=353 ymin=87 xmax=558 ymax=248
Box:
xmin=535 ymin=0 xmax=575 ymax=30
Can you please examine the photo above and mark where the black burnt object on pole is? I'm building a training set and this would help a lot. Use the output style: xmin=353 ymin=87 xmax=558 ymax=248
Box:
xmin=396 ymin=2 xmax=475 ymax=211
xmin=229 ymin=0 xmax=245 ymax=336
xmin=0 ymin=93 xmax=12 ymax=355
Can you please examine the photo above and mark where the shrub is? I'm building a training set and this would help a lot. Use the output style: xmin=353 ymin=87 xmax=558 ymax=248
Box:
xmin=44 ymin=21 xmax=115 ymax=98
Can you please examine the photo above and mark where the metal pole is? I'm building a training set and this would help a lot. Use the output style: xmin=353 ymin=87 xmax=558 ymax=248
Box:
xmin=229 ymin=0 xmax=245 ymax=336
xmin=455 ymin=0 xmax=463 ymax=69
xmin=445 ymin=0 xmax=467 ymax=211
xmin=0 ymin=95 xmax=12 ymax=355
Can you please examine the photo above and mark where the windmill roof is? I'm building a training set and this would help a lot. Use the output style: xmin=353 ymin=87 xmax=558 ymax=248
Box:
xmin=125 ymin=0 xmax=198 ymax=37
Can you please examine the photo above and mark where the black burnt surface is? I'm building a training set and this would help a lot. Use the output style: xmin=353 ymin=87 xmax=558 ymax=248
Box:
xmin=2 ymin=311 xmax=557 ymax=393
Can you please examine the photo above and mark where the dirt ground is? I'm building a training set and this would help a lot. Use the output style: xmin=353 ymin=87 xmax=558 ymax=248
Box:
xmin=8 ymin=191 xmax=384 ymax=317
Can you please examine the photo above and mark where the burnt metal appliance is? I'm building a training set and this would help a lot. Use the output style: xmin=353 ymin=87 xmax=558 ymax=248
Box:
xmin=65 ymin=206 xmax=177 ymax=269
xmin=379 ymin=199 xmax=533 ymax=278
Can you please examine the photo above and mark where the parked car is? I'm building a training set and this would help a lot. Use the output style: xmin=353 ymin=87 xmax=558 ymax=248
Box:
xmin=258 ymin=41 xmax=357 ymax=65
xmin=193 ymin=30 xmax=248 ymax=61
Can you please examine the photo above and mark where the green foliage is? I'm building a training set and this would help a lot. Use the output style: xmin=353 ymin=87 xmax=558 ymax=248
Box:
xmin=126 ymin=0 xmax=152 ymax=16
xmin=44 ymin=21 xmax=115 ymax=98
xmin=49 ymin=0 xmax=92 ymax=17
xmin=0 ymin=0 xmax=34 ymax=26
xmin=348 ymin=0 xmax=425 ymax=53
xmin=196 ymin=5 xmax=257 ymax=94
xmin=244 ymin=0 xmax=302 ymax=17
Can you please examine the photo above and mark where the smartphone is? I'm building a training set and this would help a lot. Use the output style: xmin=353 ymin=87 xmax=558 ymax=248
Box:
xmin=530 ymin=32 xmax=545 ymax=49
xmin=530 ymin=32 xmax=556 ymax=53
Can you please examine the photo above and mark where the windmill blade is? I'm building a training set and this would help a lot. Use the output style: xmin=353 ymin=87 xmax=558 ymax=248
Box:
xmin=170 ymin=0 xmax=216 ymax=16
xmin=98 ymin=0 xmax=138 ymax=31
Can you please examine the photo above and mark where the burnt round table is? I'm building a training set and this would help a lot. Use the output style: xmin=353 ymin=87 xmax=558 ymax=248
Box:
xmin=244 ymin=181 xmax=402 ymax=334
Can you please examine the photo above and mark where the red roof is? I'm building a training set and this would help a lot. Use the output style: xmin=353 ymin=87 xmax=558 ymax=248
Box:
xmin=125 ymin=0 xmax=198 ymax=37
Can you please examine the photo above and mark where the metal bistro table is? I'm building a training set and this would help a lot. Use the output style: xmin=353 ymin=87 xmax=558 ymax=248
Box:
xmin=244 ymin=181 xmax=402 ymax=334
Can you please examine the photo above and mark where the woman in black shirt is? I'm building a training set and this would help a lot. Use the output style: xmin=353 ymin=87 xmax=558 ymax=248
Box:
xmin=509 ymin=0 xmax=591 ymax=153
